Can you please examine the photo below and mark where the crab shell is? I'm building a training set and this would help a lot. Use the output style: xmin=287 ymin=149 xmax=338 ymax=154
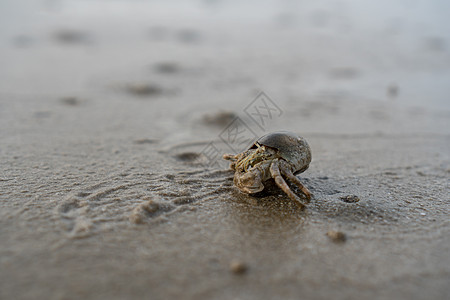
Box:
xmin=249 ymin=131 xmax=311 ymax=174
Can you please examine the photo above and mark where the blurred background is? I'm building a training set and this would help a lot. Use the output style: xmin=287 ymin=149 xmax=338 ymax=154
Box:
xmin=1 ymin=0 xmax=449 ymax=106
xmin=1 ymin=0 xmax=449 ymax=147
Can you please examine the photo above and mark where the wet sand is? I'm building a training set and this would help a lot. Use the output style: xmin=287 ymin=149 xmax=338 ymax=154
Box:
xmin=1 ymin=1 xmax=449 ymax=299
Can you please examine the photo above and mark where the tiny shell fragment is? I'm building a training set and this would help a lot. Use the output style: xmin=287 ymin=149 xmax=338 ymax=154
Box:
xmin=326 ymin=230 xmax=347 ymax=243
xmin=229 ymin=260 xmax=248 ymax=274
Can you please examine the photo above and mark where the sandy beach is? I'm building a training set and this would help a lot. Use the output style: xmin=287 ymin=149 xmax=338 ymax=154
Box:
xmin=1 ymin=1 xmax=449 ymax=299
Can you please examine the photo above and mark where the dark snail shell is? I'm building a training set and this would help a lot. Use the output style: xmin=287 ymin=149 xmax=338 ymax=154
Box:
xmin=250 ymin=131 xmax=311 ymax=173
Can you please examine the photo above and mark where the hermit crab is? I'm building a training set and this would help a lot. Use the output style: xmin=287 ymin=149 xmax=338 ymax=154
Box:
xmin=223 ymin=131 xmax=312 ymax=207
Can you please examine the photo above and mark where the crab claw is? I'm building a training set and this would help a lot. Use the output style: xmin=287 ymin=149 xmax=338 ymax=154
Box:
xmin=222 ymin=154 xmax=237 ymax=161
xmin=234 ymin=171 xmax=264 ymax=194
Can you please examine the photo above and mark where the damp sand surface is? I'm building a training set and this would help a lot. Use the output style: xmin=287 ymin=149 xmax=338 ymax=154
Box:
xmin=1 ymin=1 xmax=450 ymax=299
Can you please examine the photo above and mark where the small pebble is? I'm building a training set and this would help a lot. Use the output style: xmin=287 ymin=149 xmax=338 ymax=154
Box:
xmin=154 ymin=62 xmax=179 ymax=74
xmin=174 ymin=152 xmax=200 ymax=162
xmin=326 ymin=230 xmax=347 ymax=243
xmin=126 ymin=83 xmax=163 ymax=96
xmin=60 ymin=97 xmax=79 ymax=106
xmin=176 ymin=29 xmax=202 ymax=44
xmin=229 ymin=260 xmax=248 ymax=275
xmin=387 ymin=84 xmax=399 ymax=98
xmin=133 ymin=139 xmax=157 ymax=145
xmin=339 ymin=195 xmax=360 ymax=203
xmin=202 ymin=111 xmax=237 ymax=127
xmin=53 ymin=29 xmax=90 ymax=44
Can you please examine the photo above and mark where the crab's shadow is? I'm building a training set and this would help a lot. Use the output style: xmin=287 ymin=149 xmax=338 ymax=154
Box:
xmin=229 ymin=178 xmax=309 ymax=213
xmin=228 ymin=175 xmax=397 ymax=225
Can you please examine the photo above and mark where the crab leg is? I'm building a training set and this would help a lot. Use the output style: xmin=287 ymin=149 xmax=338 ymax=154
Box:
xmin=222 ymin=154 xmax=238 ymax=170
xmin=223 ymin=154 xmax=237 ymax=161
xmin=279 ymin=163 xmax=312 ymax=202
xmin=270 ymin=161 xmax=307 ymax=208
